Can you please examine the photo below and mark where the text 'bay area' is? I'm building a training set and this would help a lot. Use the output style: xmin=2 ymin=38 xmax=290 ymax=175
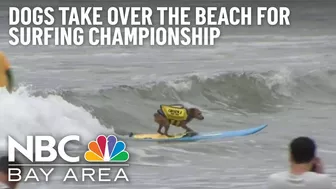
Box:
xmin=9 ymin=6 xmax=291 ymax=26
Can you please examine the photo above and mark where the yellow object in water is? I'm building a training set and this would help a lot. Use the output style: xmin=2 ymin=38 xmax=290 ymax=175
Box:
xmin=0 ymin=52 xmax=10 ymax=88
xmin=160 ymin=105 xmax=188 ymax=121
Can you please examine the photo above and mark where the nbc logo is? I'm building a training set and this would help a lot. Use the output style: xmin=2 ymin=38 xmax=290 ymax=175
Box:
xmin=84 ymin=135 xmax=129 ymax=162
xmin=7 ymin=134 xmax=130 ymax=183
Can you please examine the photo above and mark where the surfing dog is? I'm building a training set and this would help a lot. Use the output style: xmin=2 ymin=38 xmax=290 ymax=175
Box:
xmin=153 ymin=104 xmax=204 ymax=137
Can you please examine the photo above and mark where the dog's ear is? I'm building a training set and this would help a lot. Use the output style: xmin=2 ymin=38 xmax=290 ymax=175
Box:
xmin=189 ymin=108 xmax=197 ymax=116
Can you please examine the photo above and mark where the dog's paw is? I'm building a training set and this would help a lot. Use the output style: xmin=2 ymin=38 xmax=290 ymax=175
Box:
xmin=186 ymin=131 xmax=198 ymax=137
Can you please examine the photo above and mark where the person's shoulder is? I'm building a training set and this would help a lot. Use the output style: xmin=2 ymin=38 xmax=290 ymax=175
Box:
xmin=308 ymin=172 xmax=332 ymax=182
xmin=267 ymin=171 xmax=334 ymax=189
xmin=318 ymin=175 xmax=334 ymax=188
xmin=268 ymin=171 xmax=288 ymax=180
xmin=267 ymin=171 xmax=289 ymax=189
xmin=303 ymin=171 xmax=331 ymax=178
xmin=301 ymin=172 xmax=333 ymax=188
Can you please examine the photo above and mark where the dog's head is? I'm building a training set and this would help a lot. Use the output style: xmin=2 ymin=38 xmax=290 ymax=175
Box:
xmin=189 ymin=108 xmax=204 ymax=120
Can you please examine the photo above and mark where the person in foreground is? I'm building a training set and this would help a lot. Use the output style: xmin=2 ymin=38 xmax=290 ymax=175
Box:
xmin=153 ymin=104 xmax=204 ymax=137
xmin=0 ymin=156 xmax=23 ymax=189
xmin=0 ymin=51 xmax=14 ymax=93
xmin=267 ymin=136 xmax=333 ymax=189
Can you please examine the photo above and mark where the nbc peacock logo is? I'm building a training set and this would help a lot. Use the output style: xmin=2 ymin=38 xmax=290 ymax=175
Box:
xmin=84 ymin=135 xmax=129 ymax=162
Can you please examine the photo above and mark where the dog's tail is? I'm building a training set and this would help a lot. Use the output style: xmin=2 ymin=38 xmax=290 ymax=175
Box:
xmin=114 ymin=128 xmax=133 ymax=137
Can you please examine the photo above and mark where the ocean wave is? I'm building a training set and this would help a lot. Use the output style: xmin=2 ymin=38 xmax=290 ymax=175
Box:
xmin=0 ymin=86 xmax=111 ymax=150
xmin=94 ymin=69 xmax=297 ymax=113
xmin=113 ymin=67 xmax=336 ymax=104
xmin=2 ymin=67 xmax=336 ymax=151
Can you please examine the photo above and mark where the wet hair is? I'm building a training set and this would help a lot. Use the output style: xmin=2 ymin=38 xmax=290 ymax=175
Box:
xmin=0 ymin=156 xmax=22 ymax=174
xmin=189 ymin=108 xmax=197 ymax=115
xmin=290 ymin=137 xmax=316 ymax=164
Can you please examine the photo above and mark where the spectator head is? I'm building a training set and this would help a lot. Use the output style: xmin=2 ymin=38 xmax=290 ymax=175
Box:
xmin=0 ymin=156 xmax=23 ymax=189
xmin=289 ymin=137 xmax=316 ymax=164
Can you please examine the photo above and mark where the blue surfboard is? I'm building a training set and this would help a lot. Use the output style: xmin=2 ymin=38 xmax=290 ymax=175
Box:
xmin=123 ymin=124 xmax=267 ymax=142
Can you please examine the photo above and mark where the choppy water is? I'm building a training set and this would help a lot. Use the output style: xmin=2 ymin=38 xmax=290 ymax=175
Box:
xmin=1 ymin=0 xmax=336 ymax=188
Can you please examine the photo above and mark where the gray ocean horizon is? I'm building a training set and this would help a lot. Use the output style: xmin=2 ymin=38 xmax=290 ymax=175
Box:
xmin=1 ymin=0 xmax=336 ymax=188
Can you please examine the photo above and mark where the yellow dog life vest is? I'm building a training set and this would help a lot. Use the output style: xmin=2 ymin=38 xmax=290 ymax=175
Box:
xmin=160 ymin=105 xmax=188 ymax=126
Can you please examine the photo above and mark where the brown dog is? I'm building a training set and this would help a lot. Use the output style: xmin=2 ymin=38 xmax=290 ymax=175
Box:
xmin=153 ymin=104 xmax=204 ymax=137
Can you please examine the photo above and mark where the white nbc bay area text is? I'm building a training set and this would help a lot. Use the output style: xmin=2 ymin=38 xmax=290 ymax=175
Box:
xmin=8 ymin=167 xmax=129 ymax=182
xmin=7 ymin=135 xmax=129 ymax=182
